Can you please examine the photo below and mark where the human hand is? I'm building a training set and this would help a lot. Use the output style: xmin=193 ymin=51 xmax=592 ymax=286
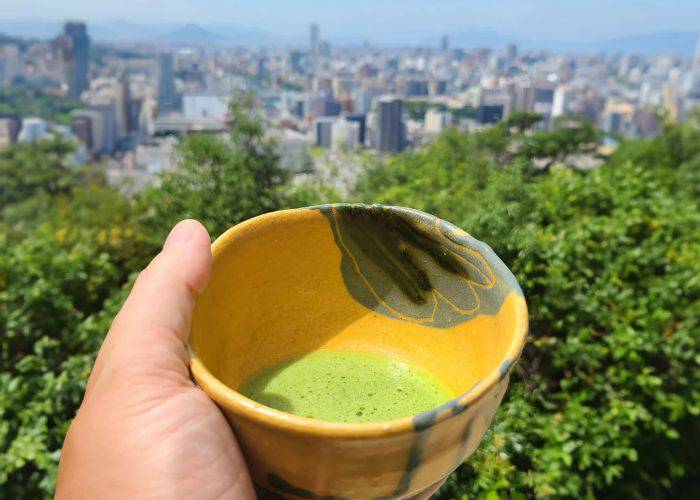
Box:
xmin=56 ymin=220 xmax=255 ymax=500
xmin=55 ymin=219 xmax=442 ymax=500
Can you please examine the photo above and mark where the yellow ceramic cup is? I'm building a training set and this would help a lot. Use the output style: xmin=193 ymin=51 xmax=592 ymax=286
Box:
xmin=189 ymin=204 xmax=527 ymax=499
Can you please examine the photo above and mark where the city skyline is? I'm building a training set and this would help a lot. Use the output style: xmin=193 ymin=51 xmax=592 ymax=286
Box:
xmin=0 ymin=1 xmax=699 ymax=46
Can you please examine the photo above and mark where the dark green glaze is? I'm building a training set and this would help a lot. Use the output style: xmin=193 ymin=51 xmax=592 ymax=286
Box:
xmin=311 ymin=204 xmax=522 ymax=328
xmin=267 ymin=473 xmax=347 ymax=500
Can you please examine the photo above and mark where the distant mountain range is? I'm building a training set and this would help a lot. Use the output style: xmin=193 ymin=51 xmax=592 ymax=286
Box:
xmin=448 ymin=31 xmax=699 ymax=56
xmin=0 ymin=20 xmax=269 ymax=45
xmin=0 ymin=19 xmax=696 ymax=55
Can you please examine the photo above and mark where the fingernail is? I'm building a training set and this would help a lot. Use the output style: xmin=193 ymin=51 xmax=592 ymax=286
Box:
xmin=164 ymin=220 xmax=195 ymax=249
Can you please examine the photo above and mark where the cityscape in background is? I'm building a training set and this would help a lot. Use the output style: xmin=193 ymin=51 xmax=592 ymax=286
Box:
xmin=1 ymin=19 xmax=700 ymax=189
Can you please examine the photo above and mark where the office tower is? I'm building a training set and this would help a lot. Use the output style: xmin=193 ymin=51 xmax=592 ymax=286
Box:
xmin=424 ymin=108 xmax=453 ymax=134
xmin=310 ymin=24 xmax=320 ymax=56
xmin=505 ymin=44 xmax=518 ymax=61
xmin=127 ymin=98 xmax=143 ymax=135
xmin=289 ymin=51 xmax=304 ymax=74
xmin=662 ymin=82 xmax=681 ymax=122
xmin=0 ymin=44 xmax=21 ymax=85
xmin=62 ymin=21 xmax=90 ymax=98
xmin=440 ymin=35 xmax=449 ymax=52
xmin=357 ymin=63 xmax=377 ymax=79
xmin=312 ymin=77 xmax=333 ymax=94
xmin=476 ymin=104 xmax=504 ymax=124
xmin=331 ymin=119 xmax=361 ymax=151
xmin=332 ymin=76 xmax=356 ymax=99
xmin=345 ymin=113 xmax=367 ymax=145
xmin=319 ymin=41 xmax=331 ymax=58
xmin=0 ymin=117 xmax=20 ymax=147
xmin=314 ymin=117 xmax=336 ymax=147
xmin=183 ymin=93 xmax=229 ymax=119
xmin=71 ymin=117 xmax=93 ymax=151
xmin=533 ymin=86 xmax=555 ymax=128
xmin=403 ymin=79 xmax=429 ymax=96
xmin=353 ymin=88 xmax=377 ymax=114
xmin=75 ymin=102 xmax=117 ymax=154
xmin=72 ymin=109 xmax=101 ymax=154
xmin=552 ymin=85 xmax=572 ymax=117
xmin=689 ymin=36 xmax=700 ymax=98
xmin=18 ymin=118 xmax=48 ymax=143
xmin=256 ymin=57 xmax=267 ymax=77
xmin=429 ymin=79 xmax=448 ymax=96
xmin=158 ymin=53 xmax=178 ymax=115
xmin=322 ymin=97 xmax=342 ymax=117
xmin=310 ymin=23 xmax=320 ymax=74
xmin=375 ymin=97 xmax=405 ymax=152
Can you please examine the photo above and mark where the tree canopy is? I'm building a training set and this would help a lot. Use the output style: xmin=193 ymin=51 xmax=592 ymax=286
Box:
xmin=0 ymin=98 xmax=698 ymax=498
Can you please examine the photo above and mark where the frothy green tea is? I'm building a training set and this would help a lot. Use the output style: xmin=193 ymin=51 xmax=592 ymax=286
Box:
xmin=241 ymin=350 xmax=454 ymax=423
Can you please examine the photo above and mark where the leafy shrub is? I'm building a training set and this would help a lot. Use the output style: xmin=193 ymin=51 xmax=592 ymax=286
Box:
xmin=356 ymin=118 xmax=700 ymax=498
xmin=0 ymin=103 xmax=698 ymax=498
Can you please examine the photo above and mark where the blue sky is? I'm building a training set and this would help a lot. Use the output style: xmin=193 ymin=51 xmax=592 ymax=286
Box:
xmin=1 ymin=0 xmax=699 ymax=41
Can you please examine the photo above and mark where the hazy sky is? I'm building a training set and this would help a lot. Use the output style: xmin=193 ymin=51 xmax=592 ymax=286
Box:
xmin=2 ymin=0 xmax=699 ymax=41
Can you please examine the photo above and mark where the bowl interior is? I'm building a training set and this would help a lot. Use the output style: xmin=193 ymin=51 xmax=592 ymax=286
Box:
xmin=190 ymin=205 xmax=524 ymax=402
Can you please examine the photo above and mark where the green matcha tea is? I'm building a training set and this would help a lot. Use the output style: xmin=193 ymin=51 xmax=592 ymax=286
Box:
xmin=241 ymin=350 xmax=454 ymax=423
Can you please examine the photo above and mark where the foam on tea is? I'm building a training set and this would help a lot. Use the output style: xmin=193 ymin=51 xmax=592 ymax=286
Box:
xmin=241 ymin=350 xmax=454 ymax=423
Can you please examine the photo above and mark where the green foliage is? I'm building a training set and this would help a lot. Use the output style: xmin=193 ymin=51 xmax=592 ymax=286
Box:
xmin=516 ymin=116 xmax=601 ymax=169
xmin=0 ymin=138 xmax=80 ymax=210
xmin=0 ymin=87 xmax=82 ymax=125
xmin=1 ymin=93 xmax=698 ymax=499
xmin=355 ymin=119 xmax=700 ymax=499
xmin=0 ymin=141 xmax=151 ymax=498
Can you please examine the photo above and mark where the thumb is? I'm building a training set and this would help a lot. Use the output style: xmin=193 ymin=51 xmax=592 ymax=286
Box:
xmin=89 ymin=220 xmax=212 ymax=389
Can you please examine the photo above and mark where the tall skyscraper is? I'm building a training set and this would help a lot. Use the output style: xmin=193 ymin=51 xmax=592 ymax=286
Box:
xmin=0 ymin=44 xmax=21 ymax=85
xmin=158 ymin=53 xmax=177 ymax=116
xmin=310 ymin=23 xmax=320 ymax=74
xmin=314 ymin=117 xmax=336 ymax=148
xmin=375 ymin=97 xmax=405 ymax=152
xmin=552 ymin=85 xmax=572 ymax=117
xmin=505 ymin=43 xmax=518 ymax=61
xmin=440 ymin=35 xmax=449 ymax=52
xmin=310 ymin=24 xmax=320 ymax=57
xmin=689 ymin=36 xmax=700 ymax=98
xmin=62 ymin=21 xmax=90 ymax=98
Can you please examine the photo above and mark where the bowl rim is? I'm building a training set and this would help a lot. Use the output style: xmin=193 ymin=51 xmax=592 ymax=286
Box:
xmin=188 ymin=203 xmax=528 ymax=438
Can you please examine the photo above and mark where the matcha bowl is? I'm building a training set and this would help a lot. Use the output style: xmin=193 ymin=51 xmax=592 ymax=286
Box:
xmin=189 ymin=204 xmax=528 ymax=499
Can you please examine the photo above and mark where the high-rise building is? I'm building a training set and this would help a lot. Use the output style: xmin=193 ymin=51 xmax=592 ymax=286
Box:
xmin=424 ymin=108 xmax=453 ymax=134
xmin=331 ymin=119 xmax=361 ymax=151
xmin=310 ymin=23 xmax=320 ymax=74
xmin=440 ymin=35 xmax=449 ymax=52
xmin=71 ymin=117 xmax=93 ymax=152
xmin=353 ymin=88 xmax=377 ymax=114
xmin=375 ymin=97 xmax=405 ymax=152
xmin=689 ymin=36 xmax=700 ymax=98
xmin=289 ymin=51 xmax=304 ymax=74
xmin=158 ymin=53 xmax=178 ymax=116
xmin=319 ymin=41 xmax=331 ymax=58
xmin=18 ymin=118 xmax=49 ymax=143
xmin=72 ymin=109 xmax=102 ymax=154
xmin=310 ymin=24 xmax=320 ymax=56
xmin=552 ymin=85 xmax=572 ymax=117
xmin=403 ymin=79 xmax=429 ymax=97
xmin=505 ymin=44 xmax=518 ymax=61
xmin=0 ymin=44 xmax=21 ymax=85
xmin=61 ymin=21 xmax=90 ymax=98
xmin=0 ymin=117 xmax=20 ymax=147
xmin=345 ymin=113 xmax=367 ymax=145
xmin=314 ymin=116 xmax=336 ymax=148
xmin=476 ymin=104 xmax=504 ymax=124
